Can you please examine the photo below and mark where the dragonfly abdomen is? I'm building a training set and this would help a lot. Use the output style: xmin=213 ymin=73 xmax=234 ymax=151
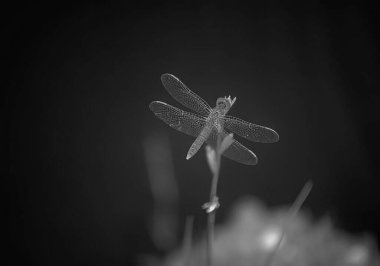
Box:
xmin=186 ymin=124 xmax=213 ymax=160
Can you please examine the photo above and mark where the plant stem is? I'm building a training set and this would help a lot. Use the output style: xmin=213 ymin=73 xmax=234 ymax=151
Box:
xmin=206 ymin=132 xmax=222 ymax=266
xmin=263 ymin=181 xmax=313 ymax=266
xmin=182 ymin=216 xmax=194 ymax=266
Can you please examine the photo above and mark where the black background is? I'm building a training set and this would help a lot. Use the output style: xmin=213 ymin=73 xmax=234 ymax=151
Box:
xmin=5 ymin=1 xmax=379 ymax=265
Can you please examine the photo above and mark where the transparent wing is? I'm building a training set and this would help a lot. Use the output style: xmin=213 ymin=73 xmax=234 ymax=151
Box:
xmin=161 ymin=73 xmax=212 ymax=116
xmin=207 ymin=130 xmax=258 ymax=165
xmin=223 ymin=116 xmax=279 ymax=143
xmin=149 ymin=101 xmax=207 ymax=137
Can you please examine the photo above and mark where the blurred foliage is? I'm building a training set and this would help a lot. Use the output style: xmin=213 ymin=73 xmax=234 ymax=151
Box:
xmin=163 ymin=197 xmax=379 ymax=266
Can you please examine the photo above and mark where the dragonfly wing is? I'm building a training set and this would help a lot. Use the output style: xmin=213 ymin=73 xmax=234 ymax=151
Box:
xmin=223 ymin=116 xmax=279 ymax=143
xmin=161 ymin=74 xmax=212 ymax=116
xmin=224 ymin=139 xmax=258 ymax=165
xmin=149 ymin=101 xmax=206 ymax=137
xmin=206 ymin=130 xmax=258 ymax=165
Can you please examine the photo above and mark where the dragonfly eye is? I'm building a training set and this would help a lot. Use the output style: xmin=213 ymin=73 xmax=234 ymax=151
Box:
xmin=216 ymin=98 xmax=230 ymax=113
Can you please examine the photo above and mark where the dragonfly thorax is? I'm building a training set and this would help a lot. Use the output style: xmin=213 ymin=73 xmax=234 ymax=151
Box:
xmin=207 ymin=111 xmax=224 ymax=132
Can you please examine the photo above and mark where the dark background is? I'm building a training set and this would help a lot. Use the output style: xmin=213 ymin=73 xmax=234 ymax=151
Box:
xmin=5 ymin=1 xmax=379 ymax=265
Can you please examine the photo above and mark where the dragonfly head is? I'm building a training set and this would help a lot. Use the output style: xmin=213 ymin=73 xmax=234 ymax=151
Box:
xmin=216 ymin=95 xmax=236 ymax=115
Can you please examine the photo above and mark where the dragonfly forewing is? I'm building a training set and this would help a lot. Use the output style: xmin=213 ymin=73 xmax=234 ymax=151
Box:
xmin=149 ymin=101 xmax=207 ymax=138
xmin=223 ymin=116 xmax=279 ymax=143
xmin=161 ymin=74 xmax=212 ymax=116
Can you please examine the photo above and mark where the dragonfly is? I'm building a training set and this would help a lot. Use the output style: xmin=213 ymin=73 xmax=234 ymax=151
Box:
xmin=149 ymin=74 xmax=279 ymax=165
